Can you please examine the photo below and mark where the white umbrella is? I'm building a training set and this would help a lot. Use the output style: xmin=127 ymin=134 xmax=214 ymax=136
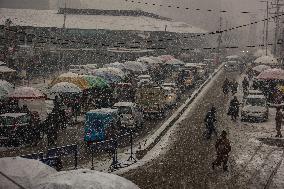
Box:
xmin=0 ymin=157 xmax=57 ymax=189
xmin=254 ymin=55 xmax=278 ymax=64
xmin=165 ymin=59 xmax=185 ymax=65
xmin=252 ymin=65 xmax=271 ymax=73
xmin=0 ymin=80 xmax=14 ymax=92
xmin=50 ymin=82 xmax=82 ymax=94
xmin=104 ymin=62 xmax=126 ymax=70
xmin=96 ymin=67 xmax=125 ymax=78
xmin=9 ymin=87 xmax=45 ymax=99
xmin=34 ymin=169 xmax=140 ymax=189
xmin=123 ymin=61 xmax=148 ymax=72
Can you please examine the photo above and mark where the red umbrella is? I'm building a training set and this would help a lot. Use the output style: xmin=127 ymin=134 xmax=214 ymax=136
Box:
xmin=257 ymin=68 xmax=284 ymax=80
xmin=9 ymin=87 xmax=46 ymax=99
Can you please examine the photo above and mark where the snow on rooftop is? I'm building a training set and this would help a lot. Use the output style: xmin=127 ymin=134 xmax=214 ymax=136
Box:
xmin=87 ymin=108 xmax=118 ymax=114
xmin=0 ymin=8 xmax=207 ymax=33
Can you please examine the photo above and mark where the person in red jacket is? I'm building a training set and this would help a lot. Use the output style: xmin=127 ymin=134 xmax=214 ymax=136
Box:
xmin=212 ymin=130 xmax=231 ymax=171
xmin=275 ymin=107 xmax=283 ymax=138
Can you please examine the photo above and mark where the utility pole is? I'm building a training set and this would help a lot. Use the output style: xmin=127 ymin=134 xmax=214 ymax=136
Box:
xmin=63 ymin=0 xmax=67 ymax=29
xmin=217 ymin=16 xmax=222 ymax=54
xmin=260 ymin=1 xmax=269 ymax=56
xmin=270 ymin=0 xmax=284 ymax=56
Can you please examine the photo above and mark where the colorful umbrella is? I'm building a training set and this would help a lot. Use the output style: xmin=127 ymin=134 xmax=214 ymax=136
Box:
xmin=278 ymin=85 xmax=284 ymax=93
xmin=81 ymin=75 xmax=109 ymax=88
xmin=50 ymin=72 xmax=89 ymax=90
xmin=257 ymin=68 xmax=284 ymax=80
xmin=9 ymin=87 xmax=45 ymax=99
xmin=50 ymin=82 xmax=82 ymax=94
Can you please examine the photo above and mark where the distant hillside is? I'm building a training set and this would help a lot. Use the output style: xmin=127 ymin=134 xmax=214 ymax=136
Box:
xmin=58 ymin=8 xmax=171 ymax=21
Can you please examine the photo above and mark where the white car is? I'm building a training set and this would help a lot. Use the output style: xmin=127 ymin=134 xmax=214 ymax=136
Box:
xmin=248 ymin=89 xmax=263 ymax=96
xmin=113 ymin=102 xmax=143 ymax=129
xmin=241 ymin=95 xmax=269 ymax=122
xmin=224 ymin=61 xmax=239 ymax=72
xmin=137 ymin=75 xmax=151 ymax=81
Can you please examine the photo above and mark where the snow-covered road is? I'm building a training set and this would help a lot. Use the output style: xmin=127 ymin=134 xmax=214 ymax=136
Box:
xmin=121 ymin=70 xmax=284 ymax=189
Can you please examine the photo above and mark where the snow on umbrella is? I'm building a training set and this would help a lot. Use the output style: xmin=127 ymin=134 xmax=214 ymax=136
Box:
xmin=50 ymin=82 xmax=82 ymax=94
xmin=9 ymin=86 xmax=45 ymax=99
xmin=104 ymin=62 xmax=126 ymax=70
xmin=97 ymin=67 xmax=125 ymax=78
xmin=0 ymin=80 xmax=14 ymax=99
xmin=123 ymin=61 xmax=148 ymax=72
xmin=165 ymin=59 xmax=185 ymax=65
xmin=0 ymin=157 xmax=57 ymax=189
xmin=34 ymin=169 xmax=140 ymax=189
xmin=91 ymin=69 xmax=122 ymax=83
xmin=157 ymin=55 xmax=175 ymax=62
xmin=252 ymin=65 xmax=271 ymax=73
xmin=50 ymin=72 xmax=89 ymax=90
xmin=80 ymin=75 xmax=110 ymax=88
xmin=257 ymin=68 xmax=284 ymax=80
xmin=254 ymin=55 xmax=278 ymax=64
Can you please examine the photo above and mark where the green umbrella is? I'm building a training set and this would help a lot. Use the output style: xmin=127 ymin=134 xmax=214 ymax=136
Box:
xmin=81 ymin=75 xmax=109 ymax=89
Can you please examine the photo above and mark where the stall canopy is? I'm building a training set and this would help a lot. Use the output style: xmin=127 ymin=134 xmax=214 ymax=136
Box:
xmin=0 ymin=157 xmax=57 ymax=189
xmin=81 ymin=75 xmax=109 ymax=89
xmin=34 ymin=169 xmax=140 ymax=189
xmin=253 ymin=49 xmax=273 ymax=58
xmin=257 ymin=68 xmax=284 ymax=80
xmin=91 ymin=69 xmax=122 ymax=83
xmin=252 ymin=65 xmax=271 ymax=73
xmin=50 ymin=72 xmax=89 ymax=90
xmin=254 ymin=55 xmax=278 ymax=65
xmin=9 ymin=87 xmax=45 ymax=99
xmin=50 ymin=82 xmax=82 ymax=94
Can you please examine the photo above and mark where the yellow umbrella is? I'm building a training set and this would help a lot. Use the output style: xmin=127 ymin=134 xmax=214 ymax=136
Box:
xmin=50 ymin=72 xmax=89 ymax=90
xmin=278 ymin=85 xmax=284 ymax=93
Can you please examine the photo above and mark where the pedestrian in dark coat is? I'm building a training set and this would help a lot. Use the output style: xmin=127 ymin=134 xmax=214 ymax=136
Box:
xmin=242 ymin=77 xmax=249 ymax=96
xmin=212 ymin=130 xmax=231 ymax=171
xmin=228 ymin=96 xmax=240 ymax=121
xmin=275 ymin=107 xmax=283 ymax=138
xmin=222 ymin=78 xmax=230 ymax=95
xmin=231 ymin=81 xmax=238 ymax=95
xmin=204 ymin=106 xmax=218 ymax=139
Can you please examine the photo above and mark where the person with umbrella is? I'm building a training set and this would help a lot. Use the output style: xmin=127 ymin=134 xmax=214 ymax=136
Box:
xmin=242 ymin=77 xmax=249 ymax=96
xmin=222 ymin=78 xmax=230 ymax=95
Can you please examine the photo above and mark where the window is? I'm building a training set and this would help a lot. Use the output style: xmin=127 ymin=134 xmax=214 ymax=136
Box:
xmin=246 ymin=98 xmax=266 ymax=107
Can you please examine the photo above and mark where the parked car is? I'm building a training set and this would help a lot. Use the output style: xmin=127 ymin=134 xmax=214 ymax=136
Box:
xmin=241 ymin=95 xmax=269 ymax=122
xmin=248 ymin=89 xmax=263 ymax=96
xmin=137 ymin=75 xmax=152 ymax=81
xmin=69 ymin=65 xmax=86 ymax=74
xmin=113 ymin=102 xmax=143 ymax=129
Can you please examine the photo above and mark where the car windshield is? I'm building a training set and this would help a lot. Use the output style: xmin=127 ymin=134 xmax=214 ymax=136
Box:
xmin=117 ymin=106 xmax=132 ymax=114
xmin=246 ymin=98 xmax=266 ymax=106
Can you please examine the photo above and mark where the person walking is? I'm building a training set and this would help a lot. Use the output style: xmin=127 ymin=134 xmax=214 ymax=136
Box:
xmin=242 ymin=77 xmax=249 ymax=96
xmin=231 ymin=81 xmax=238 ymax=95
xmin=212 ymin=130 xmax=231 ymax=172
xmin=204 ymin=106 xmax=218 ymax=139
xmin=275 ymin=107 xmax=283 ymax=138
xmin=228 ymin=96 xmax=240 ymax=121
xmin=222 ymin=78 xmax=230 ymax=95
